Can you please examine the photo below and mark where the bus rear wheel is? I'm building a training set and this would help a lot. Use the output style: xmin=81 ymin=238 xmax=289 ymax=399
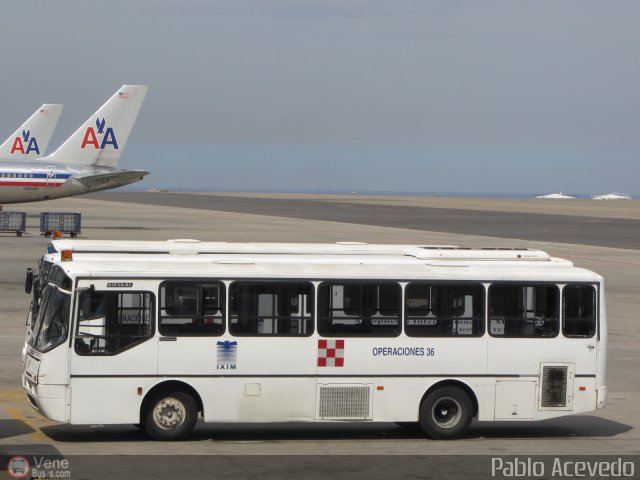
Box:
xmin=143 ymin=391 xmax=197 ymax=441
xmin=419 ymin=386 xmax=473 ymax=439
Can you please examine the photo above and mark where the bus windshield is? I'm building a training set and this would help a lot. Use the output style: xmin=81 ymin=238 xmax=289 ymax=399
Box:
xmin=35 ymin=260 xmax=53 ymax=295
xmin=28 ymin=284 xmax=71 ymax=352
xmin=26 ymin=260 xmax=54 ymax=336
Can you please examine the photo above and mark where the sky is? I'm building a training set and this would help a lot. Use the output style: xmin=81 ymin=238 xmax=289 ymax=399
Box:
xmin=1 ymin=0 xmax=639 ymax=195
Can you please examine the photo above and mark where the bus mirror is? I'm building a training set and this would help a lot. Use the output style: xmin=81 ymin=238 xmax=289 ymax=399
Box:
xmin=25 ymin=268 xmax=35 ymax=294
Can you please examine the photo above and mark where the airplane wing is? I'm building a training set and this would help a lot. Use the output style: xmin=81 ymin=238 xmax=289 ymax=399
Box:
xmin=71 ymin=170 xmax=149 ymax=191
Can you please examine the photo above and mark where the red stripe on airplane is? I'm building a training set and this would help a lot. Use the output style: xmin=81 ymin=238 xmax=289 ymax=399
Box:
xmin=0 ymin=181 xmax=63 ymax=187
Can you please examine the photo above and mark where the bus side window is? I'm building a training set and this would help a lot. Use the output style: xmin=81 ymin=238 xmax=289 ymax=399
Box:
xmin=342 ymin=285 xmax=362 ymax=316
xmin=229 ymin=282 xmax=313 ymax=337
xmin=75 ymin=290 xmax=154 ymax=355
xmin=488 ymin=284 xmax=558 ymax=338
xmin=318 ymin=283 xmax=401 ymax=337
xmin=563 ymin=285 xmax=596 ymax=338
xmin=163 ymin=284 xmax=197 ymax=316
xmin=405 ymin=283 xmax=484 ymax=337
xmin=159 ymin=282 xmax=225 ymax=336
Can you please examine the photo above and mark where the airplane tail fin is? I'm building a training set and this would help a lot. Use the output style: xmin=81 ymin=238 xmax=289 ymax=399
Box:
xmin=48 ymin=85 xmax=148 ymax=167
xmin=0 ymin=104 xmax=64 ymax=160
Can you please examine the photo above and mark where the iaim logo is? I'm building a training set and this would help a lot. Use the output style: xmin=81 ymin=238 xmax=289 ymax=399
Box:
xmin=80 ymin=117 xmax=118 ymax=150
xmin=10 ymin=129 xmax=40 ymax=155
xmin=216 ymin=340 xmax=237 ymax=370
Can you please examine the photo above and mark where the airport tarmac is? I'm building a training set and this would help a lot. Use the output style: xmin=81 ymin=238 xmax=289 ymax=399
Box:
xmin=88 ymin=191 xmax=640 ymax=249
xmin=1 ymin=193 xmax=639 ymax=477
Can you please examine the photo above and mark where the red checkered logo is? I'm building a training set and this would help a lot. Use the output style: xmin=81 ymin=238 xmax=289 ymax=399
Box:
xmin=317 ymin=339 xmax=344 ymax=367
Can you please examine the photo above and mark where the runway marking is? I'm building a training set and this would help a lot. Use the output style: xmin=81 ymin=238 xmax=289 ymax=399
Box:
xmin=2 ymin=389 xmax=57 ymax=443
xmin=5 ymin=406 xmax=53 ymax=443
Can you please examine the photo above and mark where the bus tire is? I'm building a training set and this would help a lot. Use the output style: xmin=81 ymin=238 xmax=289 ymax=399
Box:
xmin=143 ymin=391 xmax=197 ymax=441
xmin=419 ymin=386 xmax=473 ymax=439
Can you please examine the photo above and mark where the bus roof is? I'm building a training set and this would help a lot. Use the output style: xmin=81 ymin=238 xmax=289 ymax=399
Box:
xmin=49 ymin=248 xmax=601 ymax=283
xmin=47 ymin=239 xmax=555 ymax=261
xmin=48 ymin=239 xmax=428 ymax=255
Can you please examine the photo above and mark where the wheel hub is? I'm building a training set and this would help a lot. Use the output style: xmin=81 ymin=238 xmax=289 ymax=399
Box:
xmin=153 ymin=397 xmax=186 ymax=430
xmin=431 ymin=396 xmax=462 ymax=429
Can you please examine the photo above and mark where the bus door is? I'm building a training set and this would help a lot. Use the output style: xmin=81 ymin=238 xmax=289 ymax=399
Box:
xmin=69 ymin=279 xmax=158 ymax=424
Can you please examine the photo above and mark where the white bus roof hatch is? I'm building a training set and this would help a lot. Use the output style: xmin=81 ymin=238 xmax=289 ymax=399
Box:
xmin=403 ymin=247 xmax=552 ymax=261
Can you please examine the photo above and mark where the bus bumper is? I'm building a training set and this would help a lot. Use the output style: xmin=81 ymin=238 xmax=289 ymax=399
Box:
xmin=597 ymin=386 xmax=608 ymax=409
xmin=22 ymin=374 xmax=68 ymax=422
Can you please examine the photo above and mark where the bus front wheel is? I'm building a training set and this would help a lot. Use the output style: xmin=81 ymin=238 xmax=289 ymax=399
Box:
xmin=143 ymin=391 xmax=198 ymax=441
xmin=419 ymin=386 xmax=473 ymax=439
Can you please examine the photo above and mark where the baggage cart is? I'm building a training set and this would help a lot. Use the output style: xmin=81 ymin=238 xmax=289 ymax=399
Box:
xmin=0 ymin=211 xmax=27 ymax=236
xmin=40 ymin=212 xmax=81 ymax=237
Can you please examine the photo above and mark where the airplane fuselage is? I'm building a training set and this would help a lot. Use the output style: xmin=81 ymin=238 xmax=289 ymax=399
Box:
xmin=0 ymin=160 xmax=144 ymax=204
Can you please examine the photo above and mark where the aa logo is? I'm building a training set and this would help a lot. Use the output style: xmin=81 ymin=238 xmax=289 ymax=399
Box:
xmin=10 ymin=130 xmax=40 ymax=155
xmin=80 ymin=117 xmax=118 ymax=150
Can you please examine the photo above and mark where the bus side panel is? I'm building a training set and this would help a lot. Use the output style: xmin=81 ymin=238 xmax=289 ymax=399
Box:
xmin=487 ymin=337 xmax=562 ymax=376
xmin=201 ymin=377 xmax=316 ymax=423
xmin=314 ymin=336 xmax=487 ymax=423
xmin=368 ymin=377 xmax=427 ymax=422
xmin=69 ymin=377 xmax=145 ymax=424
xmin=363 ymin=378 xmax=492 ymax=423
xmin=190 ymin=337 xmax=317 ymax=423
xmin=367 ymin=339 xmax=488 ymax=375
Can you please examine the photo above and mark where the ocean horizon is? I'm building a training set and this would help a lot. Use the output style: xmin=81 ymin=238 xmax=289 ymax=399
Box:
xmin=115 ymin=187 xmax=637 ymax=200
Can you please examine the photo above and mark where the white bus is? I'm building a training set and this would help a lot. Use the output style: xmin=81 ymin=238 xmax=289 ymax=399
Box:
xmin=23 ymin=243 xmax=607 ymax=440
